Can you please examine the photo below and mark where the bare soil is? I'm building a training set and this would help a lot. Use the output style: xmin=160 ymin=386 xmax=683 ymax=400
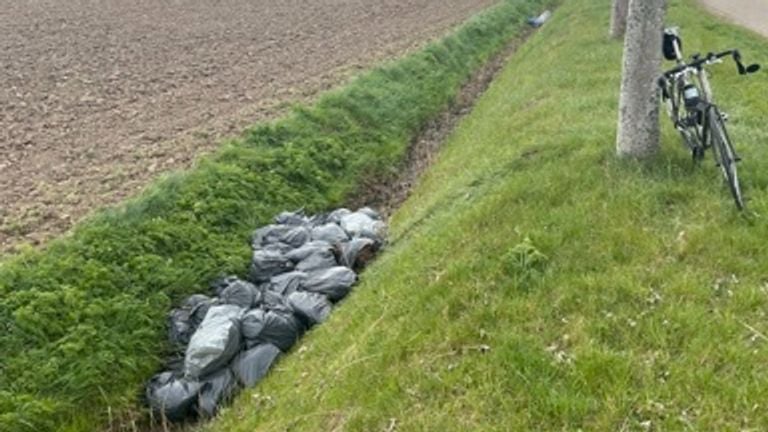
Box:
xmin=0 ymin=0 xmax=497 ymax=254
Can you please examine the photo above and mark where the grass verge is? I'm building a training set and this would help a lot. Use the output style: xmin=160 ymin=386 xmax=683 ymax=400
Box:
xmin=0 ymin=1 xmax=546 ymax=430
xmin=201 ymin=0 xmax=768 ymax=430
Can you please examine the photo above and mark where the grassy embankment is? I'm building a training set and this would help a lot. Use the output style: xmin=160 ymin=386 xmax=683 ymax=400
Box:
xmin=204 ymin=0 xmax=768 ymax=430
xmin=0 ymin=1 xmax=546 ymax=430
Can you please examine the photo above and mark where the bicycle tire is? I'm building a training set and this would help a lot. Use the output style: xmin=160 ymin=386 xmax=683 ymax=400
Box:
xmin=708 ymin=105 xmax=745 ymax=210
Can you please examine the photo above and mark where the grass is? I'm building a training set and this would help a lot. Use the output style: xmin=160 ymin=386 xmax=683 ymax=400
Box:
xmin=0 ymin=1 xmax=546 ymax=430
xmin=201 ymin=0 xmax=768 ymax=430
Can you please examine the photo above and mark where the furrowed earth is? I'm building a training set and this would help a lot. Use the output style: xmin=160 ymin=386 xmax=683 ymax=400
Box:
xmin=0 ymin=0 xmax=496 ymax=254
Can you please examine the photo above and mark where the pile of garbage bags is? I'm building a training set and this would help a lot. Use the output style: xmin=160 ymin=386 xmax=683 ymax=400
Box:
xmin=146 ymin=207 xmax=386 ymax=421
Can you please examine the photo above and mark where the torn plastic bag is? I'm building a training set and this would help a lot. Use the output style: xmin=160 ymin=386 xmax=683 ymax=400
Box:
xmin=267 ymin=271 xmax=308 ymax=296
xmin=287 ymin=291 xmax=332 ymax=326
xmin=339 ymin=238 xmax=377 ymax=271
xmin=252 ymin=225 xmax=310 ymax=249
xmin=303 ymin=266 xmax=357 ymax=302
xmin=249 ymin=247 xmax=294 ymax=282
xmin=274 ymin=210 xmax=309 ymax=226
xmin=241 ymin=308 xmax=303 ymax=352
xmin=221 ymin=279 xmax=261 ymax=309
xmin=184 ymin=305 xmax=244 ymax=379
xmin=231 ymin=343 xmax=281 ymax=388
xmin=146 ymin=371 xmax=202 ymax=422
xmin=197 ymin=368 xmax=238 ymax=418
xmin=340 ymin=212 xmax=387 ymax=241
xmin=311 ymin=223 xmax=349 ymax=244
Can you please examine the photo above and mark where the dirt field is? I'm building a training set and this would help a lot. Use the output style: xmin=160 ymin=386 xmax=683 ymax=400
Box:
xmin=0 ymin=0 xmax=498 ymax=254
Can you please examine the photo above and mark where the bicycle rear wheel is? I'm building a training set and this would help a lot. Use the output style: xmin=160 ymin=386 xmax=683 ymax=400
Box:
xmin=708 ymin=105 xmax=744 ymax=210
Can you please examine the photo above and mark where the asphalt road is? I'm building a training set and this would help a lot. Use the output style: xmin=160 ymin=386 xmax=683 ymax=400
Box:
xmin=699 ymin=0 xmax=768 ymax=38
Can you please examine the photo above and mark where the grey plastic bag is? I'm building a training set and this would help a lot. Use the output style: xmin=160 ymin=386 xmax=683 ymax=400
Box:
xmin=327 ymin=208 xmax=352 ymax=224
xmin=252 ymin=225 xmax=311 ymax=249
xmin=303 ymin=267 xmax=357 ymax=302
xmin=221 ymin=279 xmax=261 ymax=309
xmin=358 ymin=207 xmax=382 ymax=220
xmin=231 ymin=343 xmax=281 ymax=387
xmin=146 ymin=371 xmax=202 ymax=422
xmin=339 ymin=238 xmax=377 ymax=271
xmin=185 ymin=294 xmax=214 ymax=326
xmin=274 ymin=210 xmax=309 ymax=226
xmin=250 ymin=247 xmax=294 ymax=282
xmin=168 ymin=294 xmax=214 ymax=346
xmin=311 ymin=223 xmax=349 ymax=244
xmin=241 ymin=308 xmax=303 ymax=352
xmin=287 ymin=291 xmax=332 ymax=326
xmin=184 ymin=305 xmax=244 ymax=379
xmin=168 ymin=309 xmax=193 ymax=347
xmin=197 ymin=368 xmax=238 ymax=418
xmin=267 ymin=271 xmax=308 ymax=296
xmin=261 ymin=290 xmax=293 ymax=312
xmin=340 ymin=212 xmax=387 ymax=241
xmin=295 ymin=248 xmax=337 ymax=273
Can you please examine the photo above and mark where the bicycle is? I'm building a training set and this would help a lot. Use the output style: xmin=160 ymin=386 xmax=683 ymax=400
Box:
xmin=658 ymin=27 xmax=760 ymax=210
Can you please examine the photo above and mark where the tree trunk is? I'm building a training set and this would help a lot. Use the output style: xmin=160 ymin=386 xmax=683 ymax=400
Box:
xmin=610 ymin=0 xmax=630 ymax=38
xmin=616 ymin=0 xmax=666 ymax=159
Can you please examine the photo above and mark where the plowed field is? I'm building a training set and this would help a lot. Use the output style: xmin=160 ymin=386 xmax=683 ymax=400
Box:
xmin=0 ymin=0 xmax=497 ymax=253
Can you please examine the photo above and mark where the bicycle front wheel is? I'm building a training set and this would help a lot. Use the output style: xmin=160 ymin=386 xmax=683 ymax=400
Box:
xmin=708 ymin=105 xmax=744 ymax=210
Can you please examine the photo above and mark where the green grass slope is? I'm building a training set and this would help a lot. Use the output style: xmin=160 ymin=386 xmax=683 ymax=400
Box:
xmin=0 ymin=1 xmax=546 ymax=430
xmin=204 ymin=0 xmax=768 ymax=430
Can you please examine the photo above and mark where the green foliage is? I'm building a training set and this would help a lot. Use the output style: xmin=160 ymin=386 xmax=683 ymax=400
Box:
xmin=504 ymin=236 xmax=549 ymax=290
xmin=0 ymin=1 xmax=542 ymax=430
xmin=202 ymin=0 xmax=768 ymax=430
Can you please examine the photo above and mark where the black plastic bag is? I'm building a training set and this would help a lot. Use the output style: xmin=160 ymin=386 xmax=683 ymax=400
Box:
xmin=197 ymin=368 xmax=238 ymax=418
xmin=146 ymin=371 xmax=203 ymax=422
xmin=241 ymin=308 xmax=303 ymax=352
xmin=287 ymin=291 xmax=332 ymax=326
xmin=184 ymin=305 xmax=244 ymax=379
xmin=231 ymin=343 xmax=281 ymax=388
xmin=303 ymin=267 xmax=357 ymax=302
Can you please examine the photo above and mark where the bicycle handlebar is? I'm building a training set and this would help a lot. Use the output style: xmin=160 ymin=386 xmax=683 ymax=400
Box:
xmin=662 ymin=49 xmax=760 ymax=78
